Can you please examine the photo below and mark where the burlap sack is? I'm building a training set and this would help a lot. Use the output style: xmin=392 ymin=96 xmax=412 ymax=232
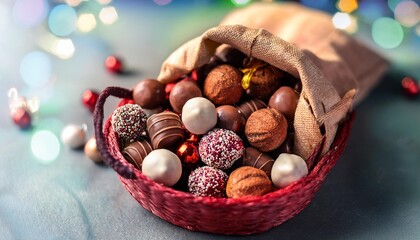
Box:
xmin=157 ymin=3 xmax=388 ymax=159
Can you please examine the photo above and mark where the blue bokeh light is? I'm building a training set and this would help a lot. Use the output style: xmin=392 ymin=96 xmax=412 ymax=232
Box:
xmin=48 ymin=4 xmax=77 ymax=37
xmin=20 ymin=51 xmax=52 ymax=88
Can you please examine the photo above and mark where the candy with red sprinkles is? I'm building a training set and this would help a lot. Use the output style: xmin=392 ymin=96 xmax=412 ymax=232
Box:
xmin=111 ymin=104 xmax=147 ymax=142
xmin=199 ymin=128 xmax=244 ymax=170
xmin=188 ymin=166 xmax=228 ymax=197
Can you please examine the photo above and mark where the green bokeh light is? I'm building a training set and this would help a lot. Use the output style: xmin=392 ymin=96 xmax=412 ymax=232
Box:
xmin=371 ymin=17 xmax=404 ymax=49
xmin=31 ymin=130 xmax=60 ymax=164
xmin=231 ymin=0 xmax=251 ymax=6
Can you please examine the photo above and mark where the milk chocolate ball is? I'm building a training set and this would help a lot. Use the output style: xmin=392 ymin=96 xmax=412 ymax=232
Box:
xmin=216 ymin=46 xmax=247 ymax=69
xmin=147 ymin=111 xmax=184 ymax=150
xmin=133 ymin=79 xmax=166 ymax=109
xmin=243 ymin=147 xmax=274 ymax=178
xmin=226 ymin=166 xmax=272 ymax=198
xmin=169 ymin=80 xmax=202 ymax=113
xmin=268 ymin=86 xmax=299 ymax=121
xmin=123 ymin=138 xmax=153 ymax=170
xmin=245 ymin=108 xmax=288 ymax=152
xmin=203 ymin=64 xmax=243 ymax=105
xmin=216 ymin=105 xmax=246 ymax=133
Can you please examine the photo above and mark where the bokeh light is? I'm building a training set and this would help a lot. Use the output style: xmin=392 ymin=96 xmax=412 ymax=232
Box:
xmin=99 ymin=6 xmax=118 ymax=25
xmin=77 ymin=13 xmax=97 ymax=33
xmin=416 ymin=24 xmax=420 ymax=36
xmin=336 ymin=0 xmax=358 ymax=13
xmin=372 ymin=17 xmax=404 ymax=49
xmin=65 ymin=0 xmax=83 ymax=7
xmin=358 ymin=1 xmax=389 ymax=23
xmin=153 ymin=0 xmax=172 ymax=6
xmin=300 ymin=0 xmax=329 ymax=9
xmin=31 ymin=130 xmax=60 ymax=164
xmin=0 ymin=4 xmax=10 ymax=31
xmin=48 ymin=4 xmax=77 ymax=36
xmin=53 ymin=39 xmax=75 ymax=59
xmin=388 ymin=0 xmax=405 ymax=11
xmin=332 ymin=12 xmax=358 ymax=33
xmin=20 ymin=51 xmax=52 ymax=88
xmin=97 ymin=0 xmax=113 ymax=5
xmin=12 ymin=0 xmax=48 ymax=27
xmin=231 ymin=0 xmax=251 ymax=6
xmin=394 ymin=1 xmax=420 ymax=27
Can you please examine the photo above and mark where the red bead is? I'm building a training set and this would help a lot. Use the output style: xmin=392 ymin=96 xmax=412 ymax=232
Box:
xmin=165 ymin=82 xmax=176 ymax=100
xmin=12 ymin=108 xmax=31 ymax=129
xmin=401 ymin=77 xmax=419 ymax=98
xmin=117 ymin=99 xmax=135 ymax=108
xmin=82 ymin=89 xmax=99 ymax=113
xmin=105 ymin=55 xmax=123 ymax=73
xmin=190 ymin=70 xmax=199 ymax=81
xmin=177 ymin=142 xmax=200 ymax=166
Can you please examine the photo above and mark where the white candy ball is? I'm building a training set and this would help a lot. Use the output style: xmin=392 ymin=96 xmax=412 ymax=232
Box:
xmin=142 ymin=149 xmax=182 ymax=187
xmin=271 ymin=153 xmax=308 ymax=188
xmin=61 ymin=124 xmax=87 ymax=148
xmin=181 ymin=97 xmax=217 ymax=135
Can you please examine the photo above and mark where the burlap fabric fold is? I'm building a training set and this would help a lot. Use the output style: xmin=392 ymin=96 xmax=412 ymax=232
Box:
xmin=157 ymin=3 xmax=388 ymax=159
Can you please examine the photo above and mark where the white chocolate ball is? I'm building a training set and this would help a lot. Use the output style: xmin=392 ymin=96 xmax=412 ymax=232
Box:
xmin=271 ymin=153 xmax=308 ymax=188
xmin=142 ymin=149 xmax=182 ymax=187
xmin=61 ymin=124 xmax=86 ymax=148
xmin=181 ymin=97 xmax=217 ymax=135
xmin=84 ymin=137 xmax=102 ymax=163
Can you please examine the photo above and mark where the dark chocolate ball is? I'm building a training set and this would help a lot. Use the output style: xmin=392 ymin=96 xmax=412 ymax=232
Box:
xmin=216 ymin=47 xmax=247 ymax=69
xmin=146 ymin=111 xmax=184 ymax=150
xmin=234 ymin=98 xmax=267 ymax=120
xmin=133 ymin=79 xmax=166 ymax=109
xmin=216 ymin=105 xmax=246 ymax=133
xmin=203 ymin=64 xmax=243 ymax=105
xmin=268 ymin=86 xmax=299 ymax=121
xmin=169 ymin=80 xmax=202 ymax=113
xmin=122 ymin=138 xmax=153 ymax=170
xmin=245 ymin=108 xmax=288 ymax=152
xmin=243 ymin=147 xmax=274 ymax=178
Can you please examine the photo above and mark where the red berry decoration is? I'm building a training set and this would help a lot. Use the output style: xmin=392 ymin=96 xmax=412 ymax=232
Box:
xmin=82 ymin=89 xmax=99 ymax=113
xmin=401 ymin=76 xmax=419 ymax=98
xmin=105 ymin=55 xmax=124 ymax=73
xmin=188 ymin=166 xmax=228 ymax=197
xmin=165 ymin=82 xmax=176 ymax=100
xmin=12 ymin=108 xmax=31 ymax=129
xmin=177 ymin=141 xmax=200 ymax=166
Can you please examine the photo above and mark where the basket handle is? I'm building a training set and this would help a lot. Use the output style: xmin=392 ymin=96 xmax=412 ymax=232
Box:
xmin=93 ymin=86 xmax=136 ymax=179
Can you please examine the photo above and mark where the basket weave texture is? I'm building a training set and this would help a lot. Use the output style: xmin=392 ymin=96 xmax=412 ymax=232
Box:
xmin=103 ymin=100 xmax=354 ymax=235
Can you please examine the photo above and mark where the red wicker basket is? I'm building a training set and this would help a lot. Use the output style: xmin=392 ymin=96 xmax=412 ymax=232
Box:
xmin=94 ymin=86 xmax=354 ymax=235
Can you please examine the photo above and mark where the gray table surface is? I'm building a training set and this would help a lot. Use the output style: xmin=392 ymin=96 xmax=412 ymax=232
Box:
xmin=1 ymin=1 xmax=420 ymax=239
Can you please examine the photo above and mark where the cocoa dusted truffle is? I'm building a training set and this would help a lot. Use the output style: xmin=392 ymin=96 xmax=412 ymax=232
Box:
xmin=203 ymin=64 xmax=243 ymax=105
xmin=169 ymin=80 xmax=202 ymax=113
xmin=226 ymin=166 xmax=272 ymax=198
xmin=234 ymin=98 xmax=267 ymax=120
xmin=188 ymin=166 xmax=228 ymax=197
xmin=146 ymin=111 xmax=184 ymax=150
xmin=268 ymin=86 xmax=299 ymax=121
xmin=122 ymin=138 xmax=153 ymax=170
xmin=133 ymin=79 xmax=166 ymax=109
xmin=216 ymin=105 xmax=246 ymax=133
xmin=243 ymin=147 xmax=274 ymax=178
xmin=245 ymin=108 xmax=288 ymax=152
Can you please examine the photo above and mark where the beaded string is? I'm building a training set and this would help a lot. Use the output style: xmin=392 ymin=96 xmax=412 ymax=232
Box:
xmin=93 ymin=86 xmax=136 ymax=179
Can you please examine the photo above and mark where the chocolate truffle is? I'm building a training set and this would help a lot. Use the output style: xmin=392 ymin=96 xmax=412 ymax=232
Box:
xmin=245 ymin=108 xmax=288 ymax=152
xmin=147 ymin=111 xmax=184 ymax=150
xmin=199 ymin=128 xmax=244 ymax=170
xmin=215 ymin=46 xmax=247 ymax=69
xmin=169 ymin=80 xmax=202 ymax=113
xmin=188 ymin=166 xmax=228 ymax=197
xmin=268 ymin=86 xmax=299 ymax=121
xmin=243 ymin=147 xmax=274 ymax=178
xmin=142 ymin=149 xmax=182 ymax=187
xmin=111 ymin=104 xmax=147 ymax=143
xmin=203 ymin=64 xmax=243 ymax=105
xmin=234 ymin=98 xmax=267 ymax=120
xmin=216 ymin=105 xmax=246 ymax=133
xmin=243 ymin=59 xmax=283 ymax=99
xmin=181 ymin=97 xmax=217 ymax=135
xmin=84 ymin=137 xmax=102 ymax=163
xmin=133 ymin=79 xmax=166 ymax=109
xmin=271 ymin=153 xmax=308 ymax=188
xmin=122 ymin=138 xmax=153 ymax=170
xmin=226 ymin=166 xmax=272 ymax=199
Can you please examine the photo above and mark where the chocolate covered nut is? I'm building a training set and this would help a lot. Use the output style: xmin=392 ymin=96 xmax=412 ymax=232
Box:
xmin=226 ymin=166 xmax=272 ymax=198
xmin=268 ymin=86 xmax=299 ymax=121
xmin=133 ymin=79 xmax=166 ymax=109
xmin=243 ymin=147 xmax=274 ymax=178
xmin=243 ymin=59 xmax=283 ymax=99
xmin=271 ymin=153 xmax=308 ymax=188
xmin=142 ymin=149 xmax=182 ymax=187
xmin=169 ymin=80 xmax=202 ymax=113
xmin=203 ymin=64 xmax=243 ymax=105
xmin=122 ymin=138 xmax=153 ymax=170
xmin=216 ymin=105 xmax=246 ymax=133
xmin=147 ymin=111 xmax=184 ymax=150
xmin=182 ymin=97 xmax=217 ymax=135
xmin=245 ymin=108 xmax=288 ymax=152
xmin=234 ymin=98 xmax=267 ymax=120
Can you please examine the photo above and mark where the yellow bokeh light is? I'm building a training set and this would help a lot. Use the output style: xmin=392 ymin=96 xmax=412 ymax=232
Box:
xmin=99 ymin=6 xmax=118 ymax=25
xmin=336 ymin=0 xmax=358 ymax=13
xmin=332 ymin=12 xmax=358 ymax=33
xmin=77 ymin=13 xmax=96 ymax=32
xmin=65 ymin=0 xmax=82 ymax=7
xmin=54 ymin=39 xmax=75 ymax=59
